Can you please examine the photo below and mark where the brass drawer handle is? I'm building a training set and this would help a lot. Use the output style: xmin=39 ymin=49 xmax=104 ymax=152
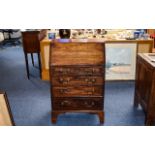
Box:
xmin=91 ymin=78 xmax=96 ymax=83
xmin=60 ymin=89 xmax=64 ymax=93
xmin=85 ymin=78 xmax=96 ymax=83
xmin=58 ymin=68 xmax=63 ymax=73
xmin=61 ymin=100 xmax=70 ymax=106
xmin=91 ymin=101 xmax=95 ymax=106
xmin=67 ymin=68 xmax=71 ymax=72
xmin=59 ymin=88 xmax=70 ymax=94
xmin=85 ymin=78 xmax=89 ymax=82
xmin=84 ymin=101 xmax=95 ymax=107
xmin=59 ymin=78 xmax=70 ymax=84
xmin=59 ymin=78 xmax=64 ymax=83
xmin=92 ymin=68 xmax=95 ymax=73
xmin=57 ymin=68 xmax=71 ymax=74
xmin=84 ymin=68 xmax=97 ymax=74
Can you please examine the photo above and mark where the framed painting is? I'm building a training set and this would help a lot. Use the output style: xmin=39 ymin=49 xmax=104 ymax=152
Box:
xmin=106 ymin=43 xmax=137 ymax=80
xmin=0 ymin=91 xmax=15 ymax=126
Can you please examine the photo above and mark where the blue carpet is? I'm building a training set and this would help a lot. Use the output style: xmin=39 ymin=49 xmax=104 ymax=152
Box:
xmin=0 ymin=45 xmax=145 ymax=126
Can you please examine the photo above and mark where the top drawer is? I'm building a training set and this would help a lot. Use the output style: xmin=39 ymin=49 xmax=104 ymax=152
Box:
xmin=51 ymin=66 xmax=104 ymax=76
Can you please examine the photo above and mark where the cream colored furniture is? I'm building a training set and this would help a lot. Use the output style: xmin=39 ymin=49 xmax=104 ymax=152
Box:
xmin=0 ymin=92 xmax=15 ymax=126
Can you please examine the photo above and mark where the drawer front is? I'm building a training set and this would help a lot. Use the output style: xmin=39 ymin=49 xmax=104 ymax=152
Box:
xmin=52 ymin=76 xmax=103 ymax=86
xmin=52 ymin=86 xmax=103 ymax=97
xmin=51 ymin=66 xmax=104 ymax=76
xmin=53 ymin=97 xmax=103 ymax=110
xmin=51 ymin=43 xmax=105 ymax=66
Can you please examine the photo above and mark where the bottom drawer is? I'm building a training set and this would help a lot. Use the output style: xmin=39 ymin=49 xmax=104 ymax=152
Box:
xmin=52 ymin=97 xmax=103 ymax=110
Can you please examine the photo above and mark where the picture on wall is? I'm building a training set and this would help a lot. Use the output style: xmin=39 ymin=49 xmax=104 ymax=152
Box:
xmin=106 ymin=43 xmax=137 ymax=80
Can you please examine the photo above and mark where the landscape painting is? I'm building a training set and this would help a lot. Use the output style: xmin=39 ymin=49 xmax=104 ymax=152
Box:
xmin=106 ymin=43 xmax=137 ymax=80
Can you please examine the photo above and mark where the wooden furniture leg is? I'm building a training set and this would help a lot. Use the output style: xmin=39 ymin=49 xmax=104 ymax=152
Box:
xmin=145 ymin=117 xmax=154 ymax=126
xmin=52 ymin=111 xmax=58 ymax=124
xmin=24 ymin=53 xmax=30 ymax=79
xmin=89 ymin=111 xmax=104 ymax=124
xmin=38 ymin=53 xmax=42 ymax=78
xmin=145 ymin=112 xmax=155 ymax=125
xmin=97 ymin=111 xmax=104 ymax=124
xmin=134 ymin=95 xmax=139 ymax=108
xmin=31 ymin=53 xmax=34 ymax=66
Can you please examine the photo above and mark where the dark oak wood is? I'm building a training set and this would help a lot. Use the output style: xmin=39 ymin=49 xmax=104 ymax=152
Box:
xmin=52 ymin=75 xmax=103 ymax=86
xmin=52 ymin=97 xmax=103 ymax=110
xmin=52 ymin=86 xmax=103 ymax=97
xmin=50 ymin=42 xmax=105 ymax=124
xmin=22 ymin=30 xmax=46 ymax=79
xmin=24 ymin=53 xmax=30 ymax=79
xmin=51 ymin=66 xmax=104 ymax=76
xmin=51 ymin=43 xmax=104 ymax=65
xmin=31 ymin=53 xmax=34 ymax=66
xmin=134 ymin=53 xmax=155 ymax=125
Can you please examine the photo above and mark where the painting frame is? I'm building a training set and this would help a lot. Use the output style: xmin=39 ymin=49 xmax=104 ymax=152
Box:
xmin=0 ymin=91 xmax=15 ymax=126
xmin=105 ymin=43 xmax=137 ymax=80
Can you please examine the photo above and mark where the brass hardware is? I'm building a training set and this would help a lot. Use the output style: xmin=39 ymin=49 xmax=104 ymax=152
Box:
xmin=64 ymin=78 xmax=70 ymax=84
xmin=91 ymin=78 xmax=96 ymax=83
xmin=67 ymin=77 xmax=70 ymax=82
xmin=92 ymin=68 xmax=95 ymax=73
xmin=61 ymin=101 xmax=64 ymax=106
xmin=85 ymin=78 xmax=96 ymax=83
xmin=59 ymin=77 xmax=70 ymax=84
xmin=60 ymin=88 xmax=70 ymax=93
xmin=67 ymin=68 xmax=71 ymax=72
xmin=58 ymin=68 xmax=63 ymax=73
xmin=58 ymin=68 xmax=71 ymax=74
xmin=85 ymin=78 xmax=89 ymax=82
xmin=61 ymin=100 xmax=70 ymax=106
xmin=60 ymin=89 xmax=65 ymax=93
xmin=91 ymin=101 xmax=95 ymax=106
xmin=84 ymin=101 xmax=95 ymax=107
xmin=59 ymin=78 xmax=64 ymax=83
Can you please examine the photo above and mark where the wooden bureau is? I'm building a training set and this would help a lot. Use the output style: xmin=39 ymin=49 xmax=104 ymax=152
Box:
xmin=134 ymin=53 xmax=155 ymax=125
xmin=50 ymin=41 xmax=105 ymax=124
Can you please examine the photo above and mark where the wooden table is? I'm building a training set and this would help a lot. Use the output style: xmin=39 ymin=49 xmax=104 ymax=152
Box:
xmin=40 ymin=38 xmax=153 ymax=81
